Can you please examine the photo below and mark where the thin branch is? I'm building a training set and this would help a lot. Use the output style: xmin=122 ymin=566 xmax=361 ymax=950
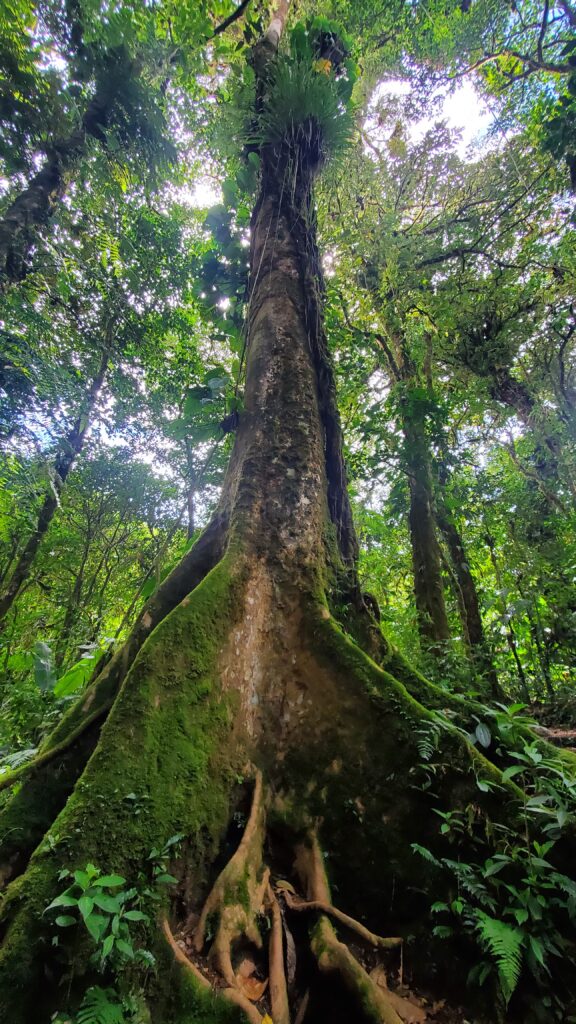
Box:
xmin=211 ymin=0 xmax=251 ymax=39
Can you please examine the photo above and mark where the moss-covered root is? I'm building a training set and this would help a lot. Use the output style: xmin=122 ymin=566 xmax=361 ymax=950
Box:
xmin=311 ymin=918 xmax=403 ymax=1024
xmin=297 ymin=831 xmax=404 ymax=1024
xmin=0 ymin=518 xmax=228 ymax=888
xmin=163 ymin=917 xmax=262 ymax=1024
xmin=193 ymin=770 xmax=269 ymax=987
xmin=0 ymin=555 xmax=246 ymax=1023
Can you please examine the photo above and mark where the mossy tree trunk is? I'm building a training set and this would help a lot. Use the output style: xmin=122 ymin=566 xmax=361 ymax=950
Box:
xmin=434 ymin=460 xmax=500 ymax=699
xmin=369 ymin=329 xmax=451 ymax=660
xmin=402 ymin=409 xmax=451 ymax=658
xmin=0 ymin=11 xmax=574 ymax=1024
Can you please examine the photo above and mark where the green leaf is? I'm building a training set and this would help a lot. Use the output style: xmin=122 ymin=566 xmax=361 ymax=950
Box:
xmin=46 ymin=890 xmax=77 ymax=911
xmin=92 ymin=893 xmax=122 ymax=913
xmin=54 ymin=651 xmax=103 ymax=697
xmin=84 ymin=913 xmax=108 ymax=943
xmin=55 ymin=915 xmax=77 ymax=927
xmin=475 ymin=722 xmax=492 ymax=748
xmin=115 ymin=938 xmax=135 ymax=958
xmin=475 ymin=914 xmax=523 ymax=1005
xmin=78 ymin=895 xmax=95 ymax=919
xmin=93 ymin=874 xmax=126 ymax=888
xmin=123 ymin=909 xmax=148 ymax=921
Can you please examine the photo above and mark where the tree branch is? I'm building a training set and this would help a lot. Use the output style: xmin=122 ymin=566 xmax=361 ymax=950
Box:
xmin=211 ymin=0 xmax=251 ymax=39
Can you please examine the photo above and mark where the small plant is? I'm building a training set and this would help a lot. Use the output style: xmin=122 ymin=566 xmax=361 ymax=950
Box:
xmin=45 ymin=863 xmax=150 ymax=969
xmin=414 ymin=824 xmax=576 ymax=1009
xmin=52 ymin=984 xmax=144 ymax=1024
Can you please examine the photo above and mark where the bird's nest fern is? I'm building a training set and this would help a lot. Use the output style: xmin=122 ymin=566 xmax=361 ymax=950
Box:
xmin=255 ymin=57 xmax=356 ymax=167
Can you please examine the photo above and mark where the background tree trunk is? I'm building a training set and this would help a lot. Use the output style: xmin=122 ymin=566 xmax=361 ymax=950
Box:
xmin=0 ymin=342 xmax=110 ymax=627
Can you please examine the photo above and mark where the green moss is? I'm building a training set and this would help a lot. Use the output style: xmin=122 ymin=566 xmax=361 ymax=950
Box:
xmin=223 ymin=866 xmax=251 ymax=912
xmin=0 ymin=555 xmax=248 ymax=1023
xmin=149 ymin=936 xmax=244 ymax=1023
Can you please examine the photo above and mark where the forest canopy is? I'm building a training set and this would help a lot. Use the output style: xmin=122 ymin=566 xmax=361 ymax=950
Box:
xmin=0 ymin=1 xmax=576 ymax=1023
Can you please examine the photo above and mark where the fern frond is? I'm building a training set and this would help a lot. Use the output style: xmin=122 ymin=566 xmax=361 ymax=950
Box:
xmin=475 ymin=913 xmax=524 ymax=1004
xmin=76 ymin=986 xmax=126 ymax=1024
xmin=256 ymin=58 xmax=355 ymax=162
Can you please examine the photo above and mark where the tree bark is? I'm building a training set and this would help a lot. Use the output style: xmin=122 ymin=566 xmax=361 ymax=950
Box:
xmin=402 ymin=411 xmax=451 ymax=656
xmin=436 ymin=500 xmax=500 ymax=697
xmin=367 ymin=327 xmax=451 ymax=657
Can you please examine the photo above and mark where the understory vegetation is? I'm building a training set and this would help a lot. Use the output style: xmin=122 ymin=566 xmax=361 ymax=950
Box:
xmin=0 ymin=0 xmax=576 ymax=1022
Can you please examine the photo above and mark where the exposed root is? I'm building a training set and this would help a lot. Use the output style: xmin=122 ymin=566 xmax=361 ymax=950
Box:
xmin=297 ymin=829 xmax=404 ymax=1024
xmin=166 ymin=796 xmax=408 ymax=1024
xmin=283 ymin=890 xmax=402 ymax=950
xmin=293 ymin=989 xmax=309 ymax=1024
xmin=193 ymin=769 xmax=270 ymax=987
xmin=162 ymin=917 xmax=263 ymax=1024
xmin=311 ymin=917 xmax=404 ymax=1024
xmin=267 ymin=883 xmax=290 ymax=1024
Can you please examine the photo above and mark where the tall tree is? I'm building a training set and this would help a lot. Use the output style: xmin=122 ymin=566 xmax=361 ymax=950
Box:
xmin=0 ymin=5 xmax=575 ymax=1024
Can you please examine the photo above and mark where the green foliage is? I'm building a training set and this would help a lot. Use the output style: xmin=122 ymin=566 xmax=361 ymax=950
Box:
xmin=413 ymin=723 xmax=576 ymax=1013
xmin=70 ymin=986 xmax=126 ymax=1024
xmin=45 ymin=862 xmax=151 ymax=969
xmin=0 ymin=2 xmax=576 ymax=1019
xmin=256 ymin=56 xmax=355 ymax=162
xmin=475 ymin=913 xmax=523 ymax=1005
xmin=52 ymin=984 xmax=148 ymax=1024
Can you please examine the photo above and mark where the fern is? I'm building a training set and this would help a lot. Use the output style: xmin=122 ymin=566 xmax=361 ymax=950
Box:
xmin=415 ymin=723 xmax=441 ymax=762
xmin=76 ymin=986 xmax=126 ymax=1024
xmin=475 ymin=913 xmax=524 ymax=1004
xmin=255 ymin=58 xmax=355 ymax=162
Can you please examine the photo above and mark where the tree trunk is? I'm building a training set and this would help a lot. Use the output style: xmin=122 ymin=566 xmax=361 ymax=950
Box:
xmin=369 ymin=329 xmax=451 ymax=660
xmin=184 ymin=438 xmax=196 ymax=539
xmin=0 ymin=70 xmax=122 ymax=286
xmin=0 ymin=344 xmax=110 ymax=627
xmin=402 ymin=412 xmax=451 ymax=657
xmin=433 ymin=454 xmax=500 ymax=699
xmin=491 ymin=370 xmax=576 ymax=498
xmin=0 ymin=15 xmax=573 ymax=1024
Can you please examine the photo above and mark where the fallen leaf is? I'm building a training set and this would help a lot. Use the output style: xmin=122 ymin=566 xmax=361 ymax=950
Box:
xmin=236 ymin=974 xmax=268 ymax=1001
xmin=275 ymin=879 xmax=296 ymax=894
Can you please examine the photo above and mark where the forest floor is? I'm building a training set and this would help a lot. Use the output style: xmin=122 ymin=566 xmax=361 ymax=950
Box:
xmin=171 ymin=915 xmax=474 ymax=1024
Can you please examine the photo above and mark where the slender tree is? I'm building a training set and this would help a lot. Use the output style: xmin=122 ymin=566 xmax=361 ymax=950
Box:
xmin=0 ymin=334 xmax=111 ymax=626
